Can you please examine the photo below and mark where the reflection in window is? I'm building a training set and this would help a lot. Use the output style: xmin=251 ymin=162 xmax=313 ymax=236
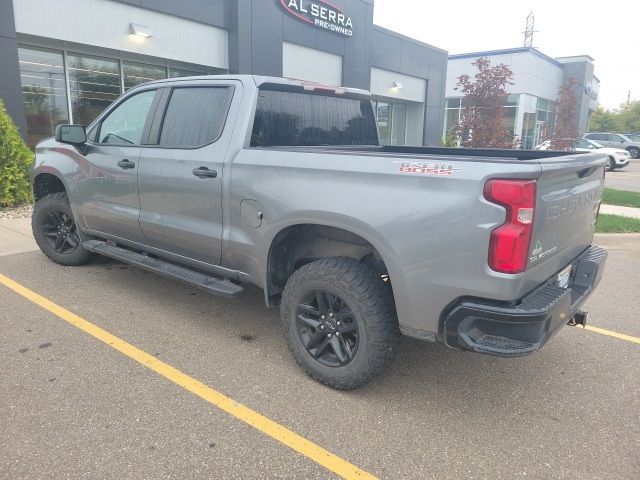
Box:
xmin=123 ymin=61 xmax=166 ymax=91
xmin=68 ymin=54 xmax=121 ymax=126
xmin=98 ymin=90 xmax=156 ymax=145
xmin=18 ymin=47 xmax=69 ymax=148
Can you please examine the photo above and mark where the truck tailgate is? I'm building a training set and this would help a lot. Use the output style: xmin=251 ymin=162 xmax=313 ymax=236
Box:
xmin=528 ymin=152 xmax=606 ymax=279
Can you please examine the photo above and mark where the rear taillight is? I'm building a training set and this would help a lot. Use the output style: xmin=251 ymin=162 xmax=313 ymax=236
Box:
xmin=483 ymin=179 xmax=536 ymax=274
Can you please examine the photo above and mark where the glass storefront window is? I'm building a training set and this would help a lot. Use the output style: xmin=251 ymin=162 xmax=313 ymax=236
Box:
xmin=391 ymin=102 xmax=407 ymax=145
xmin=445 ymin=98 xmax=461 ymax=109
xmin=502 ymin=107 xmax=517 ymax=133
xmin=16 ymin=44 xmax=220 ymax=146
xmin=18 ymin=47 xmax=69 ymax=148
xmin=373 ymin=99 xmax=417 ymax=146
xmin=123 ymin=61 xmax=167 ymax=91
xmin=376 ymin=102 xmax=391 ymax=145
xmin=444 ymin=108 xmax=460 ymax=133
xmin=68 ymin=54 xmax=121 ymax=126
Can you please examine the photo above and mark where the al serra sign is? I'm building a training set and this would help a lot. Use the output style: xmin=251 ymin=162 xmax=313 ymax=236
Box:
xmin=280 ymin=0 xmax=354 ymax=37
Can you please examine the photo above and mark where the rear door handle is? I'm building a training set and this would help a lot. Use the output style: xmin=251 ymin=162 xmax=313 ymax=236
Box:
xmin=192 ymin=166 xmax=218 ymax=179
xmin=117 ymin=159 xmax=135 ymax=169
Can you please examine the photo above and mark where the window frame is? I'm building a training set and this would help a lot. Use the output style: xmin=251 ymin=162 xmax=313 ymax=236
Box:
xmin=145 ymin=84 xmax=235 ymax=150
xmin=88 ymin=87 xmax=161 ymax=147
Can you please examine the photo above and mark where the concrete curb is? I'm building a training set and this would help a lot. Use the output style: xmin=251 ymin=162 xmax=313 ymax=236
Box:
xmin=600 ymin=204 xmax=640 ymax=219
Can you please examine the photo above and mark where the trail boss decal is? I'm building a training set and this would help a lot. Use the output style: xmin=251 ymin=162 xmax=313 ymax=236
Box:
xmin=280 ymin=0 xmax=354 ymax=37
xmin=394 ymin=161 xmax=461 ymax=176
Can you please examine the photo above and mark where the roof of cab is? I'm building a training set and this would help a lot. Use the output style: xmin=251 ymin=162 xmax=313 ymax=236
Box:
xmin=137 ymin=74 xmax=371 ymax=97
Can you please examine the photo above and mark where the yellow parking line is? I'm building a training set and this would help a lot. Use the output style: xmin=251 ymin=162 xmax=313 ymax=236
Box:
xmin=0 ymin=273 xmax=376 ymax=480
xmin=584 ymin=325 xmax=640 ymax=345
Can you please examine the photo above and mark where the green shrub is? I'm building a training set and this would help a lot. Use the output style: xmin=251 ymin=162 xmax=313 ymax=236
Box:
xmin=0 ymin=98 xmax=33 ymax=207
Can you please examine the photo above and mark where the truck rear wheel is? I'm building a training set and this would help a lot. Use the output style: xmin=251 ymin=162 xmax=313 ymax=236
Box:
xmin=280 ymin=257 xmax=399 ymax=389
xmin=32 ymin=192 xmax=93 ymax=266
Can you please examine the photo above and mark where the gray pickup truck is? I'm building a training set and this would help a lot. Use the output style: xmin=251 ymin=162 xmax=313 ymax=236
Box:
xmin=31 ymin=75 xmax=607 ymax=389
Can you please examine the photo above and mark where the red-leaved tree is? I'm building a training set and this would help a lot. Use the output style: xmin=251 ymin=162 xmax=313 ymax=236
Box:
xmin=549 ymin=76 xmax=580 ymax=150
xmin=454 ymin=57 xmax=514 ymax=148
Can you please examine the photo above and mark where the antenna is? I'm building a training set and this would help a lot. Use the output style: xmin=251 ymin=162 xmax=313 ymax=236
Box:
xmin=523 ymin=11 xmax=537 ymax=47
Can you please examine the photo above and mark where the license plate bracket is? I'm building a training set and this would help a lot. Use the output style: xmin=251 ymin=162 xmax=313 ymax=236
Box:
xmin=557 ymin=265 xmax=572 ymax=289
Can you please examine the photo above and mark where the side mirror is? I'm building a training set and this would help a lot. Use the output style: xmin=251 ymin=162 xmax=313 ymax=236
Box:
xmin=55 ymin=124 xmax=86 ymax=145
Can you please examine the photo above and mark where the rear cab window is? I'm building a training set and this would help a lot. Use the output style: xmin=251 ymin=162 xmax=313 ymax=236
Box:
xmin=158 ymin=87 xmax=232 ymax=148
xmin=250 ymin=88 xmax=378 ymax=147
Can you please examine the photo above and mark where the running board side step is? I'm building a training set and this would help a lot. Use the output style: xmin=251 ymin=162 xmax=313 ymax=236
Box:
xmin=83 ymin=240 xmax=244 ymax=298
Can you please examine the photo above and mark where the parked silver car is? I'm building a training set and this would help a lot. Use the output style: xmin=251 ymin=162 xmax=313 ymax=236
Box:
xmin=582 ymin=132 xmax=640 ymax=159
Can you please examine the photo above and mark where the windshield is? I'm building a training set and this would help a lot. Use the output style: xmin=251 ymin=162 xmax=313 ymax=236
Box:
xmin=581 ymin=139 xmax=603 ymax=149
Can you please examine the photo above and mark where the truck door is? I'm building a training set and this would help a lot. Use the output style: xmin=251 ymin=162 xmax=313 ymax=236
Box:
xmin=137 ymin=82 xmax=238 ymax=266
xmin=76 ymin=88 xmax=159 ymax=243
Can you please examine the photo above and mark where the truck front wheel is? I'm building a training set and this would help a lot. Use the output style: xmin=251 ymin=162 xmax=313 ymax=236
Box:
xmin=32 ymin=192 xmax=93 ymax=266
xmin=280 ymin=257 xmax=399 ymax=389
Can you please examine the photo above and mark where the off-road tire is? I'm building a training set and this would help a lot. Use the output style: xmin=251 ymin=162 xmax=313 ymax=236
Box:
xmin=32 ymin=192 xmax=93 ymax=266
xmin=281 ymin=257 xmax=400 ymax=389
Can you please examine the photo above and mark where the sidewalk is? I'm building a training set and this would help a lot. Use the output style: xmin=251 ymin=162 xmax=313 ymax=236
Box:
xmin=600 ymin=204 xmax=640 ymax=219
xmin=0 ymin=217 xmax=39 ymax=256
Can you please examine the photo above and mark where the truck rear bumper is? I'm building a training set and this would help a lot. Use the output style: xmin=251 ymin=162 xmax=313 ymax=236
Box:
xmin=442 ymin=245 xmax=607 ymax=357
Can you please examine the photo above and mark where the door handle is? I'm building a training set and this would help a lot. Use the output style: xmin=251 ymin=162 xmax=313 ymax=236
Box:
xmin=117 ymin=159 xmax=136 ymax=169
xmin=192 ymin=166 xmax=218 ymax=179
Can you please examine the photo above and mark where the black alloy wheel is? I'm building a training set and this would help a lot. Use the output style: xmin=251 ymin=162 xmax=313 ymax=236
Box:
xmin=40 ymin=210 xmax=81 ymax=254
xmin=296 ymin=289 xmax=359 ymax=367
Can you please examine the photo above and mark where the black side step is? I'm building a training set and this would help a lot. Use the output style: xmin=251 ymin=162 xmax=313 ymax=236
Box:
xmin=83 ymin=240 xmax=244 ymax=298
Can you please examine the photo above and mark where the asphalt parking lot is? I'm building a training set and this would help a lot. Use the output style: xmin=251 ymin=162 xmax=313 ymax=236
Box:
xmin=606 ymin=159 xmax=640 ymax=192
xmin=1 ymin=234 xmax=639 ymax=479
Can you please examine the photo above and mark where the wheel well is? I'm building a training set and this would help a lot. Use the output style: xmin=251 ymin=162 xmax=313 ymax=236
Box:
xmin=266 ymin=224 xmax=388 ymax=305
xmin=33 ymin=174 xmax=65 ymax=202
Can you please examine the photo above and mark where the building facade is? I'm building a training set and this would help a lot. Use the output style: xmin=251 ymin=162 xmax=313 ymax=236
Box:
xmin=444 ymin=47 xmax=599 ymax=149
xmin=0 ymin=0 xmax=448 ymax=148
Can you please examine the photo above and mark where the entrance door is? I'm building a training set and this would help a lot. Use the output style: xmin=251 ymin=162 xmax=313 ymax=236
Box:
xmin=534 ymin=121 xmax=545 ymax=148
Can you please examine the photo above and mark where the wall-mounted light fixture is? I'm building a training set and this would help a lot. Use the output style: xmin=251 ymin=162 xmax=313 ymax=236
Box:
xmin=129 ymin=23 xmax=153 ymax=38
xmin=392 ymin=81 xmax=404 ymax=89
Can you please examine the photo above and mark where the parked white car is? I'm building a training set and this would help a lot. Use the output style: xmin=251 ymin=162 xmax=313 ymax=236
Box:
xmin=535 ymin=138 xmax=630 ymax=171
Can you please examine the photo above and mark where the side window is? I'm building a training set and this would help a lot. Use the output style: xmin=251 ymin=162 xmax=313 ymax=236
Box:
xmin=588 ymin=133 xmax=605 ymax=141
xmin=159 ymin=87 xmax=230 ymax=148
xmin=98 ymin=90 xmax=156 ymax=145
xmin=609 ymin=134 xmax=623 ymax=143
xmin=577 ymin=140 xmax=592 ymax=149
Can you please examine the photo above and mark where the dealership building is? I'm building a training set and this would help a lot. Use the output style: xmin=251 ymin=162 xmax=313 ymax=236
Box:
xmin=0 ymin=0 xmax=448 ymax=148
xmin=444 ymin=47 xmax=600 ymax=149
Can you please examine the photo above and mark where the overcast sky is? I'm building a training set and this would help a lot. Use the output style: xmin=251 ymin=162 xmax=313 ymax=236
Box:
xmin=373 ymin=0 xmax=638 ymax=110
